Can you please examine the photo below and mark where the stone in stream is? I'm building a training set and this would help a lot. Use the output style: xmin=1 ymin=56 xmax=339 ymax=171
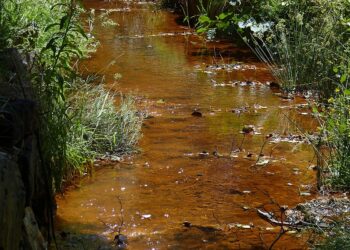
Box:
xmin=183 ymin=221 xmax=192 ymax=228
xmin=242 ymin=125 xmax=255 ymax=134
xmin=198 ymin=151 xmax=210 ymax=157
xmin=191 ymin=110 xmax=202 ymax=117
xmin=268 ymin=81 xmax=280 ymax=89
xmin=114 ymin=234 xmax=127 ymax=249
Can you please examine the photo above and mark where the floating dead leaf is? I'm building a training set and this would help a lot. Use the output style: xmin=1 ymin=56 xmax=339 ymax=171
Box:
xmin=235 ymin=224 xmax=252 ymax=229
xmin=141 ymin=214 xmax=152 ymax=219
xmin=300 ymin=192 xmax=311 ymax=196
xmin=253 ymin=104 xmax=267 ymax=110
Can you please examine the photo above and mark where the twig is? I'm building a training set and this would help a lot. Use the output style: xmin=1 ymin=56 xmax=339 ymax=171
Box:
xmin=255 ymin=136 xmax=270 ymax=165
xmin=239 ymin=134 xmax=246 ymax=151
xmin=116 ymin=196 xmax=125 ymax=235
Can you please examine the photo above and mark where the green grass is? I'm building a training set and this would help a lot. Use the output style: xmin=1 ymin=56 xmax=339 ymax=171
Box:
xmin=0 ymin=0 xmax=143 ymax=190
xmin=64 ymin=83 xmax=143 ymax=181
xmin=316 ymin=231 xmax=350 ymax=250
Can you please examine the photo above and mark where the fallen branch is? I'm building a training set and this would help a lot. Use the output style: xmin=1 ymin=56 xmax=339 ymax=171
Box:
xmin=257 ymin=209 xmax=329 ymax=229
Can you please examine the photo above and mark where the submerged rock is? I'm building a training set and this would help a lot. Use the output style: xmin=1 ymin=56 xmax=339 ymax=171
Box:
xmin=242 ymin=125 xmax=255 ymax=134
xmin=23 ymin=207 xmax=47 ymax=250
xmin=183 ymin=221 xmax=192 ymax=228
xmin=114 ymin=234 xmax=127 ymax=249
xmin=0 ymin=152 xmax=26 ymax=250
xmin=191 ymin=110 xmax=203 ymax=117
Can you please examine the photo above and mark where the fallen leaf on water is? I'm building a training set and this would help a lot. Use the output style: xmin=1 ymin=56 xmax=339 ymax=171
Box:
xmin=141 ymin=214 xmax=152 ymax=219
xmin=235 ymin=224 xmax=252 ymax=229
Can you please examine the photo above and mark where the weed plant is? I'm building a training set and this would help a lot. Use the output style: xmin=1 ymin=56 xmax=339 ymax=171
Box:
xmin=316 ymin=230 xmax=350 ymax=249
xmin=315 ymin=86 xmax=350 ymax=190
xmin=0 ymin=0 xmax=142 ymax=190
xmin=65 ymin=83 xmax=143 ymax=180
xmin=193 ymin=0 xmax=350 ymax=97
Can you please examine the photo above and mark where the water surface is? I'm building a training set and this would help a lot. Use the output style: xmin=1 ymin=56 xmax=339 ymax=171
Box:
xmin=57 ymin=1 xmax=317 ymax=249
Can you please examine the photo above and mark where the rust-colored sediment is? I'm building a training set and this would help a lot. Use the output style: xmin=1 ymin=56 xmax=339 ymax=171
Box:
xmin=56 ymin=1 xmax=317 ymax=249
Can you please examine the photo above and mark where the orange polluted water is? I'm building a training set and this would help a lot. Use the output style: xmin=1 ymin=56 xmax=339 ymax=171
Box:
xmin=56 ymin=1 xmax=317 ymax=249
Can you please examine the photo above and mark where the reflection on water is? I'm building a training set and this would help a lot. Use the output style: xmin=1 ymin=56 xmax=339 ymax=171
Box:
xmin=56 ymin=1 xmax=317 ymax=249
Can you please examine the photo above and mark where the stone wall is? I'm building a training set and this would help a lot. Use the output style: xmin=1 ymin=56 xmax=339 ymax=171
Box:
xmin=0 ymin=49 xmax=53 ymax=250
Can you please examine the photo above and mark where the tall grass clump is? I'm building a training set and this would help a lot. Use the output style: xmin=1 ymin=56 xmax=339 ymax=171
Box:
xmin=248 ymin=0 xmax=350 ymax=97
xmin=65 ymin=84 xmax=143 ymax=180
xmin=193 ymin=0 xmax=350 ymax=98
xmin=0 ymin=0 xmax=142 ymax=189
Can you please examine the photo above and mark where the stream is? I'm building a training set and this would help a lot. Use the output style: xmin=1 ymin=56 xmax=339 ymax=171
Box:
xmin=56 ymin=1 xmax=317 ymax=249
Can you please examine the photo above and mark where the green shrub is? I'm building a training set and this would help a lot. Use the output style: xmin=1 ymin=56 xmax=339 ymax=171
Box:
xmin=316 ymin=231 xmax=350 ymax=250
xmin=317 ymin=87 xmax=350 ymax=189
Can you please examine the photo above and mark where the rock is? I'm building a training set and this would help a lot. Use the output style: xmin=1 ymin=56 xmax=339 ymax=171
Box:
xmin=0 ymin=49 xmax=34 ymax=100
xmin=0 ymin=49 xmax=54 ymax=248
xmin=0 ymin=152 xmax=26 ymax=250
xmin=229 ymin=189 xmax=243 ymax=195
xmin=269 ymin=82 xmax=280 ymax=89
xmin=0 ymin=99 xmax=37 ymax=150
xmin=23 ymin=207 xmax=47 ymax=250
xmin=198 ymin=151 xmax=209 ymax=157
xmin=212 ymin=151 xmax=223 ymax=157
xmin=191 ymin=110 xmax=202 ymax=117
xmin=114 ymin=234 xmax=127 ymax=248
xmin=256 ymin=158 xmax=270 ymax=166
xmin=242 ymin=125 xmax=255 ymax=134
xmin=183 ymin=221 xmax=192 ymax=228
